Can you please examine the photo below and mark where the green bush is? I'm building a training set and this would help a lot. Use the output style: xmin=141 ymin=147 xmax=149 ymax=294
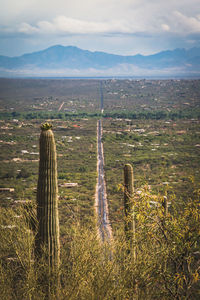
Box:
xmin=16 ymin=168 xmax=30 ymax=179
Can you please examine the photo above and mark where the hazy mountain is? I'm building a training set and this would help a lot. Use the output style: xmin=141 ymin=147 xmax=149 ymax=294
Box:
xmin=0 ymin=45 xmax=200 ymax=77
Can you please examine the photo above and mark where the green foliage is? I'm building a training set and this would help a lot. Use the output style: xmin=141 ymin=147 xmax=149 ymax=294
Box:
xmin=79 ymin=166 xmax=88 ymax=172
xmin=103 ymin=117 xmax=200 ymax=232
xmin=103 ymin=109 xmax=200 ymax=120
xmin=131 ymin=188 xmax=200 ymax=299
xmin=16 ymin=168 xmax=30 ymax=179
xmin=0 ymin=111 xmax=102 ymax=121
xmin=1 ymin=108 xmax=200 ymax=121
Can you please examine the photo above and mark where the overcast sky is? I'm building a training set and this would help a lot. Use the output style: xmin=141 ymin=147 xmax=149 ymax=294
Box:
xmin=0 ymin=0 xmax=200 ymax=56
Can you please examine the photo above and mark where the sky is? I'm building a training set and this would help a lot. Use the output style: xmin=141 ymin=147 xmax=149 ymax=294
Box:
xmin=0 ymin=0 xmax=200 ymax=57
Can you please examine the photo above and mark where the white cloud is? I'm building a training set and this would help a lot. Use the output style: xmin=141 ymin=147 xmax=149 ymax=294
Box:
xmin=172 ymin=11 xmax=200 ymax=34
xmin=161 ymin=24 xmax=170 ymax=32
xmin=15 ymin=16 xmax=145 ymax=35
xmin=0 ymin=0 xmax=200 ymax=37
xmin=18 ymin=22 xmax=38 ymax=34
xmin=4 ymin=10 xmax=200 ymax=37
xmin=42 ymin=16 xmax=133 ymax=34
xmin=0 ymin=0 xmax=200 ymax=56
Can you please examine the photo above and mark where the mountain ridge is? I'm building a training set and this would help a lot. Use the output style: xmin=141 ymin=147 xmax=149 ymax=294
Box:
xmin=0 ymin=45 xmax=200 ymax=77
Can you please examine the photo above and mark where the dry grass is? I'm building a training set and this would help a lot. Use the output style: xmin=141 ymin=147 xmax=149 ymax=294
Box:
xmin=0 ymin=191 xmax=199 ymax=300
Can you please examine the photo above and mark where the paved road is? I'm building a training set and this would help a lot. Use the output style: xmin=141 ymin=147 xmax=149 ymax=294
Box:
xmin=58 ymin=101 xmax=64 ymax=111
xmin=100 ymin=82 xmax=104 ymax=114
xmin=96 ymin=119 xmax=112 ymax=242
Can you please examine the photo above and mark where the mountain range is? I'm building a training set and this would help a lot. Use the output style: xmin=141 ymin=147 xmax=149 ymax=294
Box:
xmin=0 ymin=45 xmax=200 ymax=77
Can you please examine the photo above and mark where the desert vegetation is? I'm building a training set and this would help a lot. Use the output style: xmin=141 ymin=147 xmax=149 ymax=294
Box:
xmin=0 ymin=183 xmax=199 ymax=299
xmin=0 ymin=79 xmax=199 ymax=299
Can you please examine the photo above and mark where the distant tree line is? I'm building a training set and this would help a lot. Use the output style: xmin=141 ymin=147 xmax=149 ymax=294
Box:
xmin=0 ymin=108 xmax=200 ymax=121
xmin=103 ymin=109 xmax=200 ymax=120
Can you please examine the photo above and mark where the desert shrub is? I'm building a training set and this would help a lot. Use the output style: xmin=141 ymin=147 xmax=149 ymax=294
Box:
xmin=0 ymin=190 xmax=199 ymax=299
xmin=16 ymin=168 xmax=31 ymax=179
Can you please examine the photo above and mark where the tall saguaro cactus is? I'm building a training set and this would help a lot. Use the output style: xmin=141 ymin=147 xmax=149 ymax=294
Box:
xmin=35 ymin=123 xmax=60 ymax=274
xmin=124 ymin=164 xmax=135 ymax=254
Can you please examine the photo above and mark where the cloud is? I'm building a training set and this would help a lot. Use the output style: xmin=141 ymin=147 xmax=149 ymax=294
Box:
xmin=172 ymin=11 xmax=200 ymax=34
xmin=40 ymin=16 xmax=133 ymax=34
xmin=14 ymin=16 xmax=144 ymax=36
xmin=1 ymin=0 xmax=200 ymax=38
xmin=161 ymin=24 xmax=170 ymax=32
xmin=18 ymin=22 xmax=38 ymax=34
xmin=4 ymin=10 xmax=200 ymax=38
xmin=0 ymin=0 xmax=200 ymax=56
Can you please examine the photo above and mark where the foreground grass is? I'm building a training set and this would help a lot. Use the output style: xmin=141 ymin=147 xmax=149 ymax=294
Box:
xmin=1 ymin=188 xmax=199 ymax=300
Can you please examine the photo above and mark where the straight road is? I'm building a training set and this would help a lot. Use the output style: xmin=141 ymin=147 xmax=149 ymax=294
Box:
xmin=58 ymin=101 xmax=64 ymax=111
xmin=96 ymin=119 xmax=112 ymax=242
xmin=100 ymin=82 xmax=104 ymax=114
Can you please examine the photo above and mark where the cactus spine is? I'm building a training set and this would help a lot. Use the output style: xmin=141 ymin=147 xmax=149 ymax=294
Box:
xmin=124 ymin=164 xmax=135 ymax=255
xmin=35 ymin=123 xmax=60 ymax=273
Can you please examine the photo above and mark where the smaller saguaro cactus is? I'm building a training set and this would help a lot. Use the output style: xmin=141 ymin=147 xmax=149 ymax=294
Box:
xmin=124 ymin=164 xmax=135 ymax=255
xmin=35 ymin=123 xmax=60 ymax=276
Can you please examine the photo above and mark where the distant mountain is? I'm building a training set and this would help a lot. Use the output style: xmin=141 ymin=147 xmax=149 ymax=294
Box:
xmin=0 ymin=45 xmax=200 ymax=77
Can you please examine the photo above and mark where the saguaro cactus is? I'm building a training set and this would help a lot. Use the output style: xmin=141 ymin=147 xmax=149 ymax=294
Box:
xmin=35 ymin=123 xmax=60 ymax=273
xmin=124 ymin=164 xmax=135 ymax=251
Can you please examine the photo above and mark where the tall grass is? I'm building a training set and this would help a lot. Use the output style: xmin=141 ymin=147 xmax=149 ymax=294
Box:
xmin=0 ymin=189 xmax=199 ymax=299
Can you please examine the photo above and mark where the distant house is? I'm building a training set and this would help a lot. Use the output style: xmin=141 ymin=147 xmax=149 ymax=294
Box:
xmin=0 ymin=188 xmax=15 ymax=192
xmin=58 ymin=183 xmax=78 ymax=188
